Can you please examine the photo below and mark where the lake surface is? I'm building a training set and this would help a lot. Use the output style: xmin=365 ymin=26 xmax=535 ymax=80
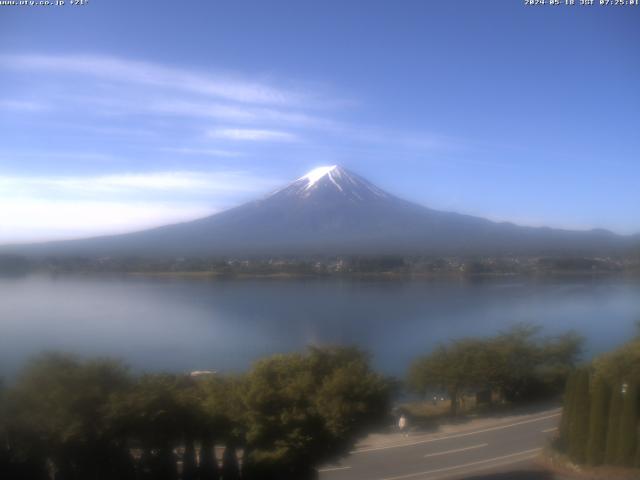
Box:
xmin=1 ymin=274 xmax=639 ymax=379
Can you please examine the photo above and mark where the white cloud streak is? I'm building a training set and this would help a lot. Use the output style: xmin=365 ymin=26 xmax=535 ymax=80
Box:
xmin=0 ymin=99 xmax=48 ymax=112
xmin=147 ymin=100 xmax=339 ymax=129
xmin=0 ymin=53 xmax=458 ymax=153
xmin=208 ymin=128 xmax=298 ymax=142
xmin=0 ymin=171 xmax=281 ymax=195
xmin=159 ymin=147 xmax=242 ymax=158
xmin=0 ymin=54 xmax=303 ymax=106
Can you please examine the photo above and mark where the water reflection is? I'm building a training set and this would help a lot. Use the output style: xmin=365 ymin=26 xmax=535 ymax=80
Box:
xmin=0 ymin=274 xmax=638 ymax=377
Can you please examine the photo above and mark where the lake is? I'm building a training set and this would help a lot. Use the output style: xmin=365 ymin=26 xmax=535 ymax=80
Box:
xmin=0 ymin=274 xmax=638 ymax=379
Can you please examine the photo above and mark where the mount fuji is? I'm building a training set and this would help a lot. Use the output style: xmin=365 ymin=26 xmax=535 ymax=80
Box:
xmin=3 ymin=165 xmax=632 ymax=257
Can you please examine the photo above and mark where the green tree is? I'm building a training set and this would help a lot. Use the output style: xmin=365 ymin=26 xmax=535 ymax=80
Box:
xmin=559 ymin=371 xmax=577 ymax=450
xmin=108 ymin=374 xmax=203 ymax=480
xmin=198 ymin=375 xmax=244 ymax=480
xmin=537 ymin=332 xmax=584 ymax=396
xmin=242 ymin=346 xmax=391 ymax=479
xmin=7 ymin=353 xmax=134 ymax=480
xmin=567 ymin=368 xmax=590 ymax=464
xmin=1 ymin=371 xmax=49 ymax=480
xmin=494 ymin=325 xmax=542 ymax=400
xmin=310 ymin=346 xmax=395 ymax=448
xmin=408 ymin=339 xmax=496 ymax=415
xmin=409 ymin=344 xmax=461 ymax=415
xmin=605 ymin=385 xmax=623 ymax=465
xmin=409 ymin=325 xmax=582 ymax=415
xmin=0 ymin=378 xmax=7 ymax=468
xmin=592 ymin=337 xmax=640 ymax=467
xmin=585 ymin=375 xmax=609 ymax=465
xmin=616 ymin=381 xmax=639 ymax=466
xmin=593 ymin=338 xmax=640 ymax=385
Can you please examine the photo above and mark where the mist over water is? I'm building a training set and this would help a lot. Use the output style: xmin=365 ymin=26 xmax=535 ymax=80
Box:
xmin=0 ymin=274 xmax=638 ymax=379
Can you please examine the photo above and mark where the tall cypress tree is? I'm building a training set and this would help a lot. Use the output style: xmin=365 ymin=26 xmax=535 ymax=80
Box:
xmin=616 ymin=382 xmax=639 ymax=467
xmin=605 ymin=385 xmax=623 ymax=465
xmin=568 ymin=368 xmax=590 ymax=464
xmin=559 ymin=371 xmax=577 ymax=450
xmin=586 ymin=376 xmax=609 ymax=465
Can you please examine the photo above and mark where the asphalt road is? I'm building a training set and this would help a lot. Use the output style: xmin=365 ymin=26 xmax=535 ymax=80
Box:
xmin=318 ymin=409 xmax=561 ymax=480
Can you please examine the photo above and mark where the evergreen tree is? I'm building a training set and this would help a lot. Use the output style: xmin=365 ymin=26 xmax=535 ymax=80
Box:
xmin=567 ymin=368 xmax=590 ymax=464
xmin=616 ymin=382 xmax=639 ymax=467
xmin=559 ymin=371 xmax=577 ymax=449
xmin=585 ymin=376 xmax=609 ymax=465
xmin=604 ymin=385 xmax=623 ymax=465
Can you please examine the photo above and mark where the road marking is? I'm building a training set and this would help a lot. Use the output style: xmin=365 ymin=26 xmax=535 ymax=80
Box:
xmin=425 ymin=451 xmax=540 ymax=480
xmin=379 ymin=448 xmax=542 ymax=480
xmin=423 ymin=443 xmax=488 ymax=458
xmin=318 ymin=466 xmax=352 ymax=473
xmin=352 ymin=411 xmax=561 ymax=454
xmin=542 ymin=427 xmax=558 ymax=433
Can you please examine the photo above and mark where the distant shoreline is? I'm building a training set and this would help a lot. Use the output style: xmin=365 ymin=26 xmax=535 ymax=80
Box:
xmin=124 ymin=269 xmax=640 ymax=281
xmin=2 ymin=252 xmax=638 ymax=279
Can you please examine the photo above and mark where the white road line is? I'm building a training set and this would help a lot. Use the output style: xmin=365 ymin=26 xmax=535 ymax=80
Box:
xmin=318 ymin=466 xmax=352 ymax=473
xmin=542 ymin=427 xmax=558 ymax=433
xmin=425 ymin=451 xmax=540 ymax=480
xmin=423 ymin=443 xmax=488 ymax=458
xmin=379 ymin=448 xmax=542 ymax=480
xmin=352 ymin=412 xmax=561 ymax=454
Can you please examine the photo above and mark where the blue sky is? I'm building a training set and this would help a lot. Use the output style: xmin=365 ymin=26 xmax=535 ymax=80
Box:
xmin=0 ymin=1 xmax=638 ymax=242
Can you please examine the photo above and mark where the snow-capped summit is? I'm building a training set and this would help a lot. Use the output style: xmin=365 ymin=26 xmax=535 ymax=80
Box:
xmin=274 ymin=165 xmax=390 ymax=202
xmin=299 ymin=165 xmax=339 ymax=188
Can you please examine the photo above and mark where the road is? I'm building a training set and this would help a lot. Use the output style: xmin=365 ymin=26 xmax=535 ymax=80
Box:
xmin=318 ymin=408 xmax=561 ymax=480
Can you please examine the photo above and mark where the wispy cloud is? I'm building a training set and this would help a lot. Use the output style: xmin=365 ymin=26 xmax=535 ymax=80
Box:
xmin=208 ymin=128 xmax=298 ymax=142
xmin=0 ymin=151 xmax=126 ymax=164
xmin=0 ymin=171 xmax=281 ymax=196
xmin=147 ymin=100 xmax=338 ymax=129
xmin=0 ymin=54 xmax=305 ymax=106
xmin=0 ymin=99 xmax=48 ymax=112
xmin=0 ymin=53 xmax=460 ymax=153
xmin=159 ymin=147 xmax=242 ymax=158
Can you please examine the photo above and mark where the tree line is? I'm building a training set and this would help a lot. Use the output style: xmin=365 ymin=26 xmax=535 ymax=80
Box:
xmin=559 ymin=330 xmax=640 ymax=469
xmin=0 ymin=325 xmax=584 ymax=480
xmin=0 ymin=347 xmax=391 ymax=480
xmin=2 ymin=253 xmax=636 ymax=277
xmin=408 ymin=324 xmax=583 ymax=415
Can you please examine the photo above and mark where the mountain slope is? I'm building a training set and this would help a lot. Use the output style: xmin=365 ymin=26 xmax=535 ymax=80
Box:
xmin=2 ymin=165 xmax=633 ymax=257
